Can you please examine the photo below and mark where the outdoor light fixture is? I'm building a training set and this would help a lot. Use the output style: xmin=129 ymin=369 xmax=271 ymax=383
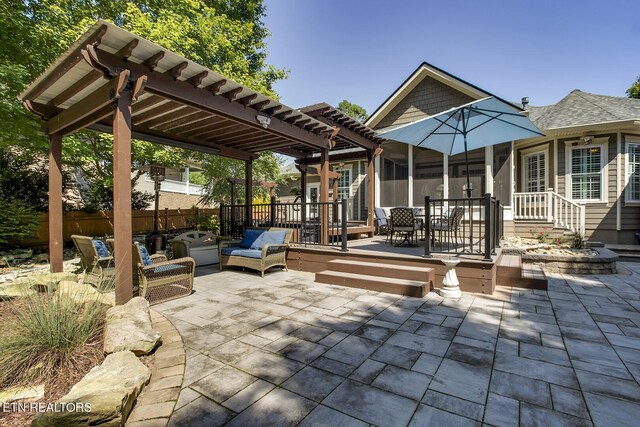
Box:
xmin=256 ymin=115 xmax=271 ymax=128
xmin=582 ymin=135 xmax=594 ymax=144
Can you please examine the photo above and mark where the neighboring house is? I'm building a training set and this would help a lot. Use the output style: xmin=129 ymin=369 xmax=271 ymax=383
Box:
xmin=134 ymin=163 xmax=209 ymax=210
xmin=284 ymin=62 xmax=640 ymax=244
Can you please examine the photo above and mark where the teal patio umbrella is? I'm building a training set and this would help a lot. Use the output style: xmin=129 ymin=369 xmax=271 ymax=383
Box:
xmin=378 ymin=97 xmax=544 ymax=197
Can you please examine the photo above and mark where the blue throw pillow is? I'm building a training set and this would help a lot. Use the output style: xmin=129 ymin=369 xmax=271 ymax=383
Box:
xmin=93 ymin=240 xmax=109 ymax=258
xmin=239 ymin=229 xmax=265 ymax=249
xmin=250 ymin=230 xmax=287 ymax=249
xmin=138 ymin=244 xmax=153 ymax=266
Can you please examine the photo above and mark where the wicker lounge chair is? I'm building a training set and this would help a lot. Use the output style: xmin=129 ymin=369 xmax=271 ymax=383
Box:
xmin=219 ymin=227 xmax=293 ymax=277
xmin=132 ymin=242 xmax=195 ymax=304
xmin=71 ymin=235 xmax=115 ymax=290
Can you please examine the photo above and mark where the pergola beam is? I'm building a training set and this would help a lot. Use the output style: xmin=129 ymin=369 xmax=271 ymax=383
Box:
xmin=87 ymin=45 xmax=331 ymax=150
xmin=45 ymin=70 xmax=130 ymax=135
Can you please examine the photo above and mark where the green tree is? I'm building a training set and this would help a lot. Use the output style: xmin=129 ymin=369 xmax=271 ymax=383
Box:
xmin=627 ymin=75 xmax=640 ymax=99
xmin=198 ymin=152 xmax=286 ymax=204
xmin=0 ymin=0 xmax=288 ymax=209
xmin=337 ymin=100 xmax=369 ymax=122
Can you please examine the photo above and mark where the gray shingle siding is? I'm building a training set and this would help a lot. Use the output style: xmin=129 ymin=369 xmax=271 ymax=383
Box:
xmin=375 ymin=76 xmax=475 ymax=130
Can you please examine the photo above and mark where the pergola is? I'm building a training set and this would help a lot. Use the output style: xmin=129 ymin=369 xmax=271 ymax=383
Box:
xmin=19 ymin=21 xmax=382 ymax=304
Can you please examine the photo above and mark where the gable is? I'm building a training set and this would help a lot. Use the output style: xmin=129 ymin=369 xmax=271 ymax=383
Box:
xmin=374 ymin=76 xmax=476 ymax=130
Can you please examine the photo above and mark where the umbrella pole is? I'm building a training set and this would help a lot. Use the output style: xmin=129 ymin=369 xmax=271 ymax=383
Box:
xmin=463 ymin=132 xmax=474 ymax=252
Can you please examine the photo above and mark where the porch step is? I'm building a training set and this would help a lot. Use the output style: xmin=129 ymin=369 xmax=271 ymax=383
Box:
xmin=496 ymin=254 xmax=547 ymax=290
xmin=607 ymin=244 xmax=640 ymax=263
xmin=315 ymin=270 xmax=429 ymax=298
xmin=325 ymin=259 xmax=433 ymax=282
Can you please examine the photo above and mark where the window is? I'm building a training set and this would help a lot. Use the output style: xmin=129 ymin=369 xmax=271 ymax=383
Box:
xmin=627 ymin=142 xmax=640 ymax=202
xmin=569 ymin=145 xmax=603 ymax=201
xmin=335 ymin=168 xmax=351 ymax=200
xmin=523 ymin=151 xmax=546 ymax=192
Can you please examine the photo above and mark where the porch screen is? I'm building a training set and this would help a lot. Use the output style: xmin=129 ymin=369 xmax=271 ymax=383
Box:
xmin=627 ymin=143 xmax=640 ymax=202
xmin=449 ymin=148 xmax=485 ymax=198
xmin=413 ymin=147 xmax=443 ymax=206
xmin=380 ymin=142 xmax=408 ymax=206
xmin=571 ymin=146 xmax=601 ymax=200
xmin=493 ymin=143 xmax=512 ymax=206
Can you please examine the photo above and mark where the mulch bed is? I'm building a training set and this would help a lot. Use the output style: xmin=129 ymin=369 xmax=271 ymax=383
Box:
xmin=0 ymin=297 xmax=106 ymax=427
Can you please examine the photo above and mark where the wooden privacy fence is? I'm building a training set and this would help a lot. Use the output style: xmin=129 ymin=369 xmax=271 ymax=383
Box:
xmin=21 ymin=208 xmax=219 ymax=249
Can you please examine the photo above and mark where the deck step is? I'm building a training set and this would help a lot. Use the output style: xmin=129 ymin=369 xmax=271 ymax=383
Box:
xmin=326 ymin=259 xmax=433 ymax=282
xmin=315 ymin=270 xmax=429 ymax=297
xmin=496 ymin=254 xmax=547 ymax=290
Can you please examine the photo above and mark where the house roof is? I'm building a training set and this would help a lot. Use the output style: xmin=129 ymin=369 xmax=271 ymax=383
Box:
xmin=365 ymin=61 xmax=521 ymax=128
xmin=528 ymin=90 xmax=640 ymax=131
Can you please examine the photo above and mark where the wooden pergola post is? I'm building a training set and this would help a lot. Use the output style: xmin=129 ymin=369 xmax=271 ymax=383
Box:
xmin=320 ymin=148 xmax=330 ymax=245
xmin=113 ymin=88 xmax=133 ymax=304
xmin=245 ymin=159 xmax=253 ymax=226
xmin=48 ymin=132 xmax=64 ymax=272
xmin=367 ymin=149 xmax=375 ymax=227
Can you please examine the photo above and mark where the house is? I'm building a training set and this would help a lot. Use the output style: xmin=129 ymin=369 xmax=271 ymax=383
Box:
xmin=284 ymin=62 xmax=640 ymax=244
xmin=134 ymin=162 xmax=210 ymax=210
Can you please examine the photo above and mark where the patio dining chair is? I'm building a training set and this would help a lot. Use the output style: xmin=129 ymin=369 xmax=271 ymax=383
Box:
xmin=431 ymin=206 xmax=465 ymax=247
xmin=71 ymin=235 xmax=116 ymax=291
xmin=390 ymin=207 xmax=419 ymax=247
xmin=374 ymin=207 xmax=391 ymax=243
xmin=132 ymin=242 xmax=195 ymax=305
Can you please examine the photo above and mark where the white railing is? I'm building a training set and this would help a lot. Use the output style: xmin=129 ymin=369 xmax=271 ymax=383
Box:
xmin=159 ymin=179 xmax=205 ymax=196
xmin=513 ymin=191 xmax=585 ymax=235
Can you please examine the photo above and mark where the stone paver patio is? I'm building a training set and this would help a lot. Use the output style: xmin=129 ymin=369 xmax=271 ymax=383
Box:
xmin=154 ymin=262 xmax=640 ymax=426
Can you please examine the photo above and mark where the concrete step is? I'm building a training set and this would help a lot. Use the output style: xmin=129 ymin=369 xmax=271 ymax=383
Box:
xmin=606 ymin=244 xmax=640 ymax=262
xmin=520 ymin=263 xmax=548 ymax=290
xmin=326 ymin=259 xmax=433 ymax=282
xmin=315 ymin=270 xmax=429 ymax=297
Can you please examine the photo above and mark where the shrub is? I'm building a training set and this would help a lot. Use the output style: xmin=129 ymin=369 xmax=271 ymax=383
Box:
xmin=529 ymin=227 xmax=551 ymax=244
xmin=0 ymin=198 xmax=40 ymax=248
xmin=569 ymin=231 xmax=585 ymax=249
xmin=0 ymin=287 xmax=107 ymax=388
xmin=188 ymin=210 xmax=220 ymax=234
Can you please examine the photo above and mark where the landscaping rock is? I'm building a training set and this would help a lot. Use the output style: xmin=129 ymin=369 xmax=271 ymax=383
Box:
xmin=0 ymin=280 xmax=37 ymax=299
xmin=57 ymin=281 xmax=107 ymax=305
xmin=10 ymin=272 xmax=78 ymax=292
xmin=0 ymin=384 xmax=44 ymax=403
xmin=104 ymin=297 xmax=161 ymax=355
xmin=32 ymin=351 xmax=151 ymax=427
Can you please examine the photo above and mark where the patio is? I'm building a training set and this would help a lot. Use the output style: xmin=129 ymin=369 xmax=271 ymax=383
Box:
xmin=150 ymin=263 xmax=640 ymax=426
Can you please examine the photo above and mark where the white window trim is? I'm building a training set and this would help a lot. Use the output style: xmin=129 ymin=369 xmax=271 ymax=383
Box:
xmin=520 ymin=144 xmax=549 ymax=193
xmin=625 ymin=136 xmax=640 ymax=203
xmin=564 ymin=138 xmax=609 ymax=203
xmin=333 ymin=164 xmax=353 ymax=199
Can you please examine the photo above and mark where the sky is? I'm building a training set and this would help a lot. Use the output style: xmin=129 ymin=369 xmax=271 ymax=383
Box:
xmin=263 ymin=0 xmax=640 ymax=114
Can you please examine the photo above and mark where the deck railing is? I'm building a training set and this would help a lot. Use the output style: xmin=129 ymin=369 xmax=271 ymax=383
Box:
xmin=219 ymin=197 xmax=348 ymax=251
xmin=513 ymin=191 xmax=585 ymax=234
xmin=424 ymin=193 xmax=503 ymax=261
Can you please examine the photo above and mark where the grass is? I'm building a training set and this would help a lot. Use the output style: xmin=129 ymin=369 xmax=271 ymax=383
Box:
xmin=0 ymin=286 xmax=107 ymax=389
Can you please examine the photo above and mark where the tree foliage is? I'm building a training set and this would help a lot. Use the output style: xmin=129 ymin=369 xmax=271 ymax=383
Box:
xmin=337 ymin=100 xmax=369 ymax=122
xmin=198 ymin=152 xmax=286 ymax=205
xmin=627 ymin=75 xmax=640 ymax=99
xmin=0 ymin=0 xmax=288 ymax=210
xmin=0 ymin=199 xmax=40 ymax=247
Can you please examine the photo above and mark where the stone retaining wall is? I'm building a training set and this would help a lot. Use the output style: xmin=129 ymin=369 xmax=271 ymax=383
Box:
xmin=521 ymin=247 xmax=618 ymax=275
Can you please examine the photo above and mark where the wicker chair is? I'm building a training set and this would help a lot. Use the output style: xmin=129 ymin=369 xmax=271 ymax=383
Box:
xmin=71 ymin=235 xmax=115 ymax=291
xmin=219 ymin=227 xmax=293 ymax=277
xmin=132 ymin=242 xmax=195 ymax=305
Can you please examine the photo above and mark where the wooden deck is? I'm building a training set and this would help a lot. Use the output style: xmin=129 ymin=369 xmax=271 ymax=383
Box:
xmin=287 ymin=237 xmax=498 ymax=294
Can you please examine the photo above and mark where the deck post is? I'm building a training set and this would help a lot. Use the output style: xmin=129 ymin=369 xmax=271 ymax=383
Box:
xmin=270 ymin=196 xmax=276 ymax=227
xmin=424 ymin=196 xmax=432 ymax=258
xmin=483 ymin=193 xmax=492 ymax=262
xmin=48 ymin=132 xmax=64 ymax=273
xmin=367 ymin=150 xmax=375 ymax=227
xmin=220 ymin=203 xmax=226 ymax=236
xmin=320 ymin=148 xmax=330 ymax=245
xmin=341 ymin=200 xmax=348 ymax=252
xmin=245 ymin=159 xmax=253 ymax=227
xmin=113 ymin=87 xmax=134 ymax=304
